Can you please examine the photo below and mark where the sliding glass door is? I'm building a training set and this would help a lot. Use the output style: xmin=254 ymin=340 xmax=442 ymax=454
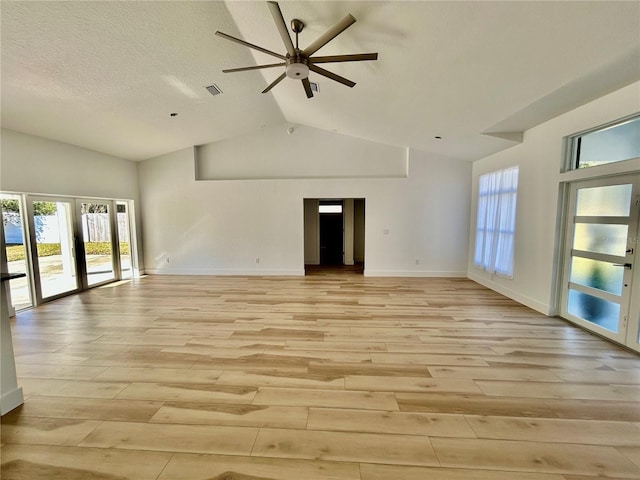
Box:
xmin=19 ymin=195 xmax=134 ymax=306
xmin=27 ymin=197 xmax=80 ymax=302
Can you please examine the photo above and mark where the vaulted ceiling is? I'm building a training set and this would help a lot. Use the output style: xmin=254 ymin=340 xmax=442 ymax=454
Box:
xmin=1 ymin=1 xmax=638 ymax=162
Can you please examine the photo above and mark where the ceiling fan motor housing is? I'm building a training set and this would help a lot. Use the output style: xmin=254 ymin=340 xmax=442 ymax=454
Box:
xmin=286 ymin=57 xmax=309 ymax=79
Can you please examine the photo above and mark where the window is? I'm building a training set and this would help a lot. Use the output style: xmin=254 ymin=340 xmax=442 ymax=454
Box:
xmin=319 ymin=204 xmax=342 ymax=214
xmin=474 ymin=166 xmax=519 ymax=277
xmin=572 ymin=115 xmax=640 ymax=169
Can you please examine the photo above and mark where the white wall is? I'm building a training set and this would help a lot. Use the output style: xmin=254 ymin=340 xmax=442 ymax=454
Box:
xmin=139 ymin=130 xmax=471 ymax=276
xmin=468 ymin=82 xmax=640 ymax=315
xmin=196 ymin=124 xmax=408 ymax=180
xmin=0 ymin=128 xmax=144 ymax=271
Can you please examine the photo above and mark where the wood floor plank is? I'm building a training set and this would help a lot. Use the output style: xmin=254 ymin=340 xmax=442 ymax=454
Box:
xmin=360 ymin=463 xmax=566 ymax=480
xmin=0 ymin=416 xmax=102 ymax=447
xmin=617 ymin=446 xmax=640 ymax=468
xmin=150 ymin=403 xmax=308 ymax=428
xmin=370 ymin=352 xmax=490 ymax=366
xmin=79 ymin=421 xmax=259 ymax=455
xmin=18 ymin=378 xmax=130 ymax=399
xmin=431 ymin=437 xmax=639 ymax=477
xmin=476 ymin=380 xmax=640 ymax=401
xmin=396 ymin=392 xmax=557 ymax=417
xmin=116 ymin=381 xmax=258 ymax=403
xmin=429 ymin=366 xmax=563 ymax=382
xmin=544 ymin=398 xmax=640 ymax=421
xmin=9 ymin=395 xmax=163 ymax=422
xmin=465 ymin=415 xmax=640 ymax=446
xmin=15 ymin=364 xmax=108 ymax=380
xmin=345 ymin=375 xmax=483 ymax=394
xmin=551 ymin=369 xmax=640 ymax=384
xmin=307 ymin=407 xmax=476 ymax=437
xmin=157 ymin=452 xmax=361 ymax=480
xmin=215 ymin=370 xmax=345 ymax=389
xmin=0 ymin=444 xmax=171 ymax=480
xmin=93 ymin=366 xmax=222 ymax=383
xmin=252 ymin=428 xmax=439 ymax=466
xmin=252 ymin=387 xmax=399 ymax=410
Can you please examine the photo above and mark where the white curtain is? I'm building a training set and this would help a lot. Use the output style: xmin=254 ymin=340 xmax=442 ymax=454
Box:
xmin=474 ymin=166 xmax=519 ymax=277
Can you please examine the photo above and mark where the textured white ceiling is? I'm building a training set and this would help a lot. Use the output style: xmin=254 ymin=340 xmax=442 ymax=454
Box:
xmin=1 ymin=1 xmax=639 ymax=161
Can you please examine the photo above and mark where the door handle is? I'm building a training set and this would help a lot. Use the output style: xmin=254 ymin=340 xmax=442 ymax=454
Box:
xmin=612 ymin=263 xmax=632 ymax=269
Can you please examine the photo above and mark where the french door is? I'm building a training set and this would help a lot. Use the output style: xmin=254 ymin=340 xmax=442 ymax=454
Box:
xmin=76 ymin=199 xmax=119 ymax=288
xmin=25 ymin=196 xmax=123 ymax=305
xmin=27 ymin=197 xmax=81 ymax=303
xmin=560 ymin=173 xmax=640 ymax=351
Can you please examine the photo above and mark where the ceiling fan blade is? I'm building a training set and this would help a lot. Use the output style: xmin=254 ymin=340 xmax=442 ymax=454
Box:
xmin=302 ymin=78 xmax=314 ymax=98
xmin=309 ymin=64 xmax=355 ymax=88
xmin=215 ymin=31 xmax=286 ymax=60
xmin=302 ymin=13 xmax=356 ymax=57
xmin=267 ymin=1 xmax=295 ymax=56
xmin=311 ymin=53 xmax=378 ymax=64
xmin=223 ymin=63 xmax=286 ymax=73
xmin=261 ymin=72 xmax=287 ymax=93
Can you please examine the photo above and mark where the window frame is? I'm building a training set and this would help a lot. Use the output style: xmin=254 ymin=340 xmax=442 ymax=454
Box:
xmin=564 ymin=113 xmax=640 ymax=173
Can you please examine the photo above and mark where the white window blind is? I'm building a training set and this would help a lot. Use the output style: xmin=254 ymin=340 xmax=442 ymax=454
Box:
xmin=474 ymin=166 xmax=519 ymax=277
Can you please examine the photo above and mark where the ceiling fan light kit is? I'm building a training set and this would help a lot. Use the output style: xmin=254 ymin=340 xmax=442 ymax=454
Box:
xmin=215 ymin=1 xmax=378 ymax=99
xmin=286 ymin=59 xmax=309 ymax=79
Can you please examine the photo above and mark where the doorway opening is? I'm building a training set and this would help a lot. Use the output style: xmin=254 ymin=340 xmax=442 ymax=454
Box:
xmin=303 ymin=198 xmax=365 ymax=274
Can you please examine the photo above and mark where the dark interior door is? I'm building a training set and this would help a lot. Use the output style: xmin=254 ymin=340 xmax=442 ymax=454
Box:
xmin=320 ymin=213 xmax=343 ymax=265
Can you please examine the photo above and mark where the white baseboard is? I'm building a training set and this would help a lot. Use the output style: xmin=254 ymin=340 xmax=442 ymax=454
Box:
xmin=1 ymin=386 xmax=24 ymax=415
xmin=145 ymin=268 xmax=305 ymax=276
xmin=364 ymin=270 xmax=467 ymax=278
xmin=467 ymin=271 xmax=552 ymax=315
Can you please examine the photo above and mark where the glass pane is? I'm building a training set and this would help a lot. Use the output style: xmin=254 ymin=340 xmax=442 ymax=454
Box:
xmin=33 ymin=201 xmax=78 ymax=298
xmin=319 ymin=205 xmax=342 ymax=213
xmin=577 ymin=116 xmax=640 ymax=168
xmin=573 ymin=223 xmax=628 ymax=256
xmin=568 ymin=289 xmax=619 ymax=332
xmin=117 ymin=203 xmax=132 ymax=279
xmin=1 ymin=194 xmax=32 ymax=309
xmin=570 ymin=257 xmax=623 ymax=295
xmin=81 ymin=202 xmax=115 ymax=286
xmin=575 ymin=184 xmax=632 ymax=217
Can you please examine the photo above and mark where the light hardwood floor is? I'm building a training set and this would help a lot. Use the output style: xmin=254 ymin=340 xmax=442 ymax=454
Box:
xmin=1 ymin=273 xmax=639 ymax=480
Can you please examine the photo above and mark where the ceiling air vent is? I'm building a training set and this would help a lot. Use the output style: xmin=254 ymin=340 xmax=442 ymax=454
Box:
xmin=205 ymin=84 xmax=222 ymax=96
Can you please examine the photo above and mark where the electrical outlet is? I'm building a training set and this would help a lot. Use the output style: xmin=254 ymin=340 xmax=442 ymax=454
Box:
xmin=166 ymin=257 xmax=170 ymax=263
xmin=255 ymin=257 xmax=260 ymax=264
xmin=415 ymin=259 xmax=420 ymax=265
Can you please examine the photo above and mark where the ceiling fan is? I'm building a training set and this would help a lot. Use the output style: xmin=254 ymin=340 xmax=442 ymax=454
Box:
xmin=215 ymin=1 xmax=378 ymax=98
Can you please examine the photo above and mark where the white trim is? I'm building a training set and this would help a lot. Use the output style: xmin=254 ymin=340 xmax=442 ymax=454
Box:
xmin=145 ymin=269 xmax=305 ymax=276
xmin=0 ymin=386 xmax=24 ymax=415
xmin=559 ymin=157 xmax=640 ymax=182
xmin=468 ymin=271 xmax=552 ymax=315
xmin=365 ymin=270 xmax=467 ymax=278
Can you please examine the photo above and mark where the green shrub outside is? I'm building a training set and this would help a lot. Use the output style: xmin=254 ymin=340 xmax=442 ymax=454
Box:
xmin=6 ymin=242 xmax=130 ymax=262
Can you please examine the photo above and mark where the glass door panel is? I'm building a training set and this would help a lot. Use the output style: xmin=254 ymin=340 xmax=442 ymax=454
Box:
xmin=79 ymin=201 xmax=116 ymax=287
xmin=28 ymin=198 xmax=79 ymax=301
xmin=561 ymin=174 xmax=639 ymax=348
xmin=117 ymin=202 xmax=132 ymax=279
xmin=1 ymin=194 xmax=32 ymax=310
